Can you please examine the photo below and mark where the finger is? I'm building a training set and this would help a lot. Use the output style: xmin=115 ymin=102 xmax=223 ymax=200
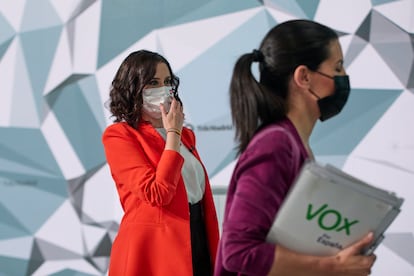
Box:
xmin=346 ymin=232 xmax=374 ymax=255
xmin=159 ymin=103 xmax=166 ymax=114
xmin=169 ymin=98 xmax=178 ymax=110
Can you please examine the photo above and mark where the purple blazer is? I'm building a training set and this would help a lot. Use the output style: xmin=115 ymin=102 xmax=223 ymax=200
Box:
xmin=215 ymin=118 xmax=309 ymax=276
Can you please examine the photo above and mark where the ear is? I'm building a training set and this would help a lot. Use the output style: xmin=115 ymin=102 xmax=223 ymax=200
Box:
xmin=292 ymin=65 xmax=311 ymax=89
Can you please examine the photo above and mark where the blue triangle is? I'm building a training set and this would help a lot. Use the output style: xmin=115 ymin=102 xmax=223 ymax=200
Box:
xmin=20 ymin=0 xmax=61 ymax=31
xmin=170 ymin=0 xmax=261 ymax=26
xmin=0 ymin=202 xmax=30 ymax=238
xmin=98 ymin=0 xmax=261 ymax=67
xmin=0 ymin=128 xmax=62 ymax=177
xmin=78 ymin=76 xmax=107 ymax=131
xmin=0 ymin=183 xmax=65 ymax=233
xmin=0 ymin=14 xmax=15 ymax=44
xmin=371 ymin=0 xmax=396 ymax=5
xmin=266 ymin=0 xmax=308 ymax=18
xmin=311 ymin=89 xmax=403 ymax=156
xmin=0 ymin=37 xmax=13 ymax=60
xmin=0 ymin=256 xmax=30 ymax=276
xmin=46 ymin=82 xmax=106 ymax=171
xmin=296 ymin=0 xmax=320 ymax=19
xmin=20 ymin=26 xmax=62 ymax=117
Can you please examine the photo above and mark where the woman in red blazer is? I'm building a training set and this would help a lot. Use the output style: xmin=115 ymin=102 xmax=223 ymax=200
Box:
xmin=102 ymin=50 xmax=219 ymax=276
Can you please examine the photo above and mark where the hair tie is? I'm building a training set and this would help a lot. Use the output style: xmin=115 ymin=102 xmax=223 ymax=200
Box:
xmin=252 ymin=49 xmax=264 ymax=62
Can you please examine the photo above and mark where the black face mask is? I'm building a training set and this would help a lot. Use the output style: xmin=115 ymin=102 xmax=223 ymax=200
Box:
xmin=310 ymin=72 xmax=351 ymax=121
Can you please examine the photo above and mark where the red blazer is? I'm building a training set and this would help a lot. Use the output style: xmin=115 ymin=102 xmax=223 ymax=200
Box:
xmin=103 ymin=121 xmax=219 ymax=276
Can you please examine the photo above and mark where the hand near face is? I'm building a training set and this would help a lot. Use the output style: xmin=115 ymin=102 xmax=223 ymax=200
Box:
xmin=160 ymin=98 xmax=184 ymax=131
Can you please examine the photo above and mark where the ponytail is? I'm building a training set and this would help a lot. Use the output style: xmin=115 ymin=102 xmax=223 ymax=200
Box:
xmin=230 ymin=50 xmax=286 ymax=155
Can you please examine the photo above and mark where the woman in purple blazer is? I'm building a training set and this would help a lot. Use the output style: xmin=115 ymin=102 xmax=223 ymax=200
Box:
xmin=214 ymin=19 xmax=376 ymax=276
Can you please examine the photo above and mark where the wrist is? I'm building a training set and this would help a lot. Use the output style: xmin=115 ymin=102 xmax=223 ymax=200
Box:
xmin=167 ymin=127 xmax=181 ymax=136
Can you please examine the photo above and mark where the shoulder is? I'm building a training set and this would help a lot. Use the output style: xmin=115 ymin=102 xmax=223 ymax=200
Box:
xmin=246 ymin=123 xmax=295 ymax=155
xmin=103 ymin=122 xmax=131 ymax=136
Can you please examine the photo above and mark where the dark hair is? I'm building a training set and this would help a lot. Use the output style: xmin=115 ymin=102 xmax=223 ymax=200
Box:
xmin=230 ymin=19 xmax=338 ymax=154
xmin=108 ymin=50 xmax=180 ymax=127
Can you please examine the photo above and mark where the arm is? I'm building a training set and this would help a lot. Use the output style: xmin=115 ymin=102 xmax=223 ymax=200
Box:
xmin=102 ymin=124 xmax=184 ymax=206
xmin=220 ymin=132 xmax=295 ymax=275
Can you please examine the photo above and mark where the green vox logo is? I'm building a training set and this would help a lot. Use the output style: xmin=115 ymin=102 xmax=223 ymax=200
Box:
xmin=306 ymin=203 xmax=359 ymax=236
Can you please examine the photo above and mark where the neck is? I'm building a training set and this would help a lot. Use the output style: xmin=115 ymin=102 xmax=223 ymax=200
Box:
xmin=141 ymin=114 xmax=163 ymax=128
xmin=286 ymin=112 xmax=317 ymax=160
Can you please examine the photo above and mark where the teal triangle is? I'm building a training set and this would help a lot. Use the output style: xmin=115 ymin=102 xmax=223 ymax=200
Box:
xmin=0 ymin=37 xmax=13 ymax=61
xmin=46 ymin=82 xmax=106 ymax=171
xmin=371 ymin=0 xmax=396 ymax=5
xmin=311 ymin=89 xmax=403 ymax=156
xmin=170 ymin=0 xmax=261 ymax=26
xmin=20 ymin=26 xmax=62 ymax=116
xmin=0 ymin=202 xmax=30 ymax=238
xmin=0 ymin=256 xmax=29 ymax=276
xmin=78 ymin=76 xmax=107 ymax=131
xmin=0 ymin=185 xmax=65 ymax=233
xmin=99 ymin=0 xmax=253 ymax=67
xmin=0 ymin=14 xmax=15 ymax=44
xmin=21 ymin=0 xmax=61 ymax=31
xmin=266 ymin=0 xmax=307 ymax=18
xmin=296 ymin=0 xmax=320 ymax=19
xmin=11 ymin=57 xmax=40 ymax=127
xmin=0 ymin=128 xmax=62 ymax=177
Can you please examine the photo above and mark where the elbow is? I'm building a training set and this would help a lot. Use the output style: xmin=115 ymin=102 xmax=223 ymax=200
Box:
xmin=220 ymin=237 xmax=245 ymax=272
xmin=143 ymin=182 xmax=176 ymax=206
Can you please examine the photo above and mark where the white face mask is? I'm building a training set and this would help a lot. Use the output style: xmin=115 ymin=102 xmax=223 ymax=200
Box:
xmin=142 ymin=86 xmax=173 ymax=119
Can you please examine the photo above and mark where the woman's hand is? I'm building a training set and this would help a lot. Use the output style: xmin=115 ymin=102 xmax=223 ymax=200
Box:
xmin=160 ymin=98 xmax=184 ymax=131
xmin=160 ymin=98 xmax=184 ymax=152
xmin=268 ymin=232 xmax=376 ymax=276
xmin=323 ymin=232 xmax=377 ymax=275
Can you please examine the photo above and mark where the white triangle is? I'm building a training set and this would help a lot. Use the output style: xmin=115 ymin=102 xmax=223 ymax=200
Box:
xmin=50 ymin=0 xmax=83 ymax=23
xmin=157 ymin=6 xmax=264 ymax=71
xmin=0 ymin=0 xmax=25 ymax=31
xmin=83 ymin=165 xmax=123 ymax=223
xmin=35 ymin=200 xmax=84 ymax=255
xmin=344 ymin=155 xmax=414 ymax=233
xmin=82 ymin=224 xmax=107 ymax=253
xmin=343 ymin=91 xmax=414 ymax=232
xmin=346 ymin=43 xmax=403 ymax=89
xmin=43 ymin=26 xmax=73 ymax=95
xmin=265 ymin=6 xmax=299 ymax=23
xmin=338 ymin=34 xmax=354 ymax=56
xmin=32 ymin=259 xmax=100 ymax=276
xmin=346 ymin=90 xmax=414 ymax=175
xmin=73 ymin=0 xmax=101 ymax=73
xmin=210 ymin=159 xmax=237 ymax=190
xmin=0 ymin=37 xmax=18 ymax=126
xmin=315 ymin=0 xmax=372 ymax=33
xmin=371 ymin=243 xmax=414 ymax=276
xmin=374 ymin=0 xmax=414 ymax=33
xmin=0 ymin=236 xmax=33 ymax=259
xmin=41 ymin=111 xmax=85 ymax=179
